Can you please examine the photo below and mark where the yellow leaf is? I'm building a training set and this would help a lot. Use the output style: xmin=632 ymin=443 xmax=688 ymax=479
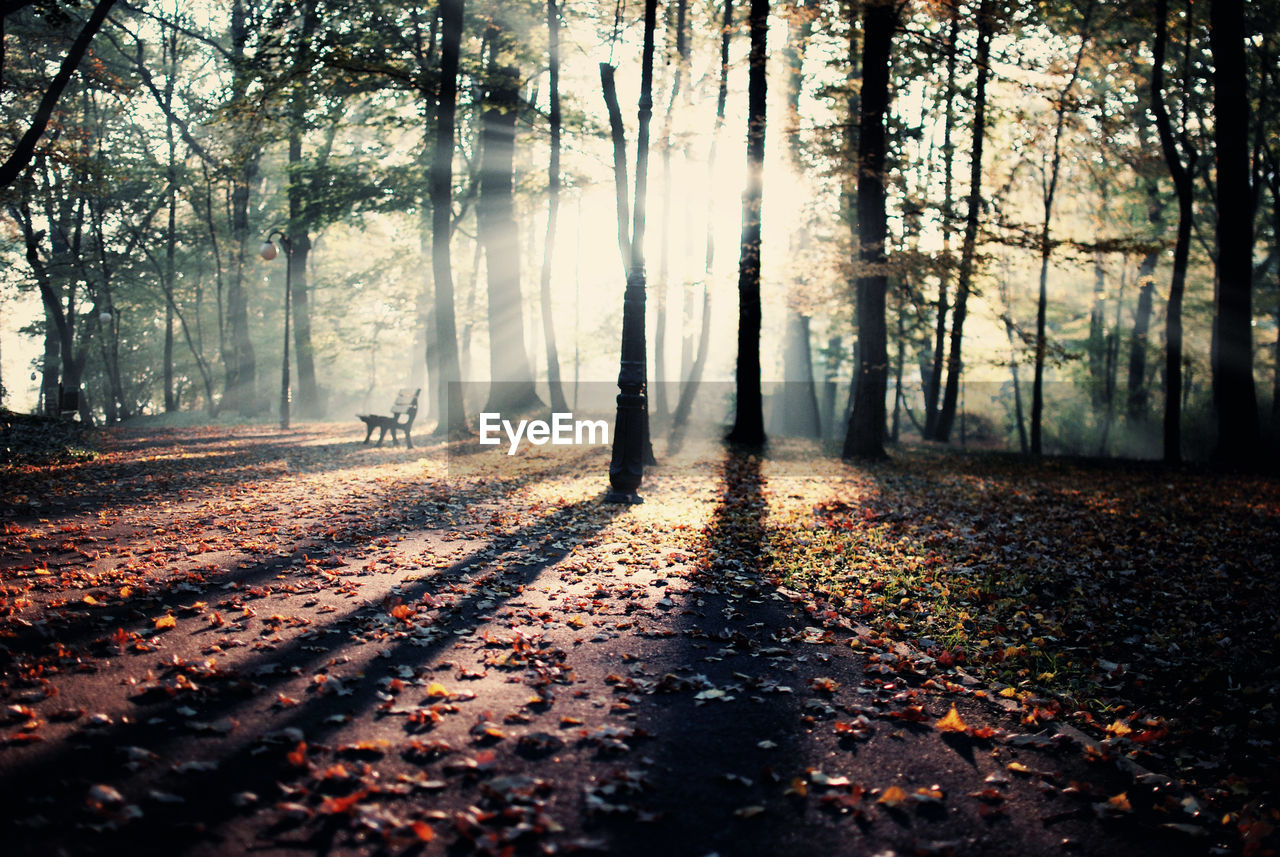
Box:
xmin=83 ymin=595 xmax=100 ymax=606
xmin=999 ymin=687 xmax=1018 ymax=698
xmin=155 ymin=615 xmax=176 ymax=629
xmin=425 ymin=682 xmax=449 ymax=698
xmin=1105 ymin=719 xmax=1132 ymax=737
xmin=935 ymin=705 xmax=968 ymax=733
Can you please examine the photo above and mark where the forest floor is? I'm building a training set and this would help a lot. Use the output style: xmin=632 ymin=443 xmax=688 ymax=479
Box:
xmin=0 ymin=421 xmax=1277 ymax=857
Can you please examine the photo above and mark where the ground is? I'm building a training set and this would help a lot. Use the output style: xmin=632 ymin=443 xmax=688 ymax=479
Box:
xmin=0 ymin=422 xmax=1277 ymax=856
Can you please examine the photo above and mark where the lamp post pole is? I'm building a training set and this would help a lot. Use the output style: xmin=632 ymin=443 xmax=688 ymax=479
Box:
xmin=261 ymin=231 xmax=292 ymax=430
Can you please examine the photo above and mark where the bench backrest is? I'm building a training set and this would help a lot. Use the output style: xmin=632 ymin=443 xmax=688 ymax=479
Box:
xmin=393 ymin=388 xmax=421 ymax=423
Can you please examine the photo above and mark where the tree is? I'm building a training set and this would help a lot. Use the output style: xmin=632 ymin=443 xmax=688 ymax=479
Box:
xmin=1151 ymin=0 xmax=1195 ymax=464
xmin=935 ymin=0 xmax=992 ymax=443
xmin=726 ymin=0 xmax=768 ymax=447
xmin=1208 ymin=0 xmax=1261 ymax=465
xmin=1029 ymin=4 xmax=1091 ymax=456
xmin=430 ymin=0 xmax=467 ymax=436
xmin=0 ymin=0 xmax=118 ymax=189
xmin=538 ymin=0 xmax=569 ymax=415
xmin=478 ymin=31 xmax=540 ymax=415
xmin=843 ymin=0 xmax=897 ymax=459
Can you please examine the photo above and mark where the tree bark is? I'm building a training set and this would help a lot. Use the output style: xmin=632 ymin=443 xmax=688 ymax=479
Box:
xmin=842 ymin=0 xmax=897 ymax=459
xmin=430 ymin=0 xmax=467 ymax=435
xmin=286 ymin=0 xmax=320 ymax=418
xmin=778 ymin=4 xmax=820 ymax=439
xmin=726 ymin=0 xmax=769 ymax=447
xmin=223 ymin=0 xmax=258 ymax=416
xmin=599 ymin=64 xmax=631 ymax=277
xmin=1126 ymin=254 xmax=1158 ymax=423
xmin=1208 ymin=0 xmax=1260 ymax=465
xmin=539 ymin=0 xmax=569 ymax=414
xmin=924 ymin=0 xmax=960 ymax=439
xmin=669 ymin=0 xmax=731 ymax=441
xmin=478 ymin=50 xmax=541 ymax=414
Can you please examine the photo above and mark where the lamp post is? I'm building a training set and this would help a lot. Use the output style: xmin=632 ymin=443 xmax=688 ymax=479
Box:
xmin=260 ymin=231 xmax=292 ymax=430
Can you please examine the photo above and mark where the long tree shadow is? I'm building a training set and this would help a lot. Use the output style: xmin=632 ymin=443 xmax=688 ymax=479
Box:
xmin=1 ymin=488 xmax=624 ymax=856
xmin=591 ymin=448 xmax=860 ymax=857
xmin=0 ymin=429 xmax=619 ymax=853
xmin=0 ymin=440 xmax=604 ymax=661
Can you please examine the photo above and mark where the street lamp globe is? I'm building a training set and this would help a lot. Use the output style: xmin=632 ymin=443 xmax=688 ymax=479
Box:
xmin=259 ymin=240 xmax=278 ymax=261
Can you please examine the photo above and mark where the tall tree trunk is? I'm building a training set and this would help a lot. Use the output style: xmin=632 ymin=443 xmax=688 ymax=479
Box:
xmin=891 ymin=291 xmax=905 ymax=442
xmin=599 ymin=64 xmax=631 ymax=276
xmin=1088 ymin=251 xmax=1107 ymax=406
xmin=936 ymin=0 xmax=992 ymax=442
xmin=430 ymin=0 xmax=467 ymax=435
xmin=1208 ymin=0 xmax=1260 ymax=465
xmin=1126 ymin=254 xmax=1158 ymax=423
xmin=653 ymin=0 xmax=687 ymax=423
xmin=539 ymin=0 xmax=569 ymax=414
xmin=924 ymin=0 xmax=960 ymax=439
xmin=479 ymin=54 xmax=540 ymax=414
xmin=778 ymin=4 xmax=820 ymax=438
xmin=1151 ymin=0 xmax=1197 ymax=462
xmin=842 ymin=0 xmax=896 ymax=459
xmin=1030 ymin=14 xmax=1089 ymax=455
xmin=163 ymin=70 xmax=178 ymax=413
xmin=1004 ymin=314 xmax=1028 ymax=454
xmin=821 ymin=334 xmax=843 ymax=439
xmin=669 ymin=0 xmax=731 ymax=440
xmin=726 ymin=0 xmax=769 ymax=447
xmin=223 ymin=0 xmax=258 ymax=416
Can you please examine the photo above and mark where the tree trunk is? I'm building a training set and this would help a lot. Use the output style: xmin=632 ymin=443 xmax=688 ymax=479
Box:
xmin=777 ymin=5 xmax=820 ymax=439
xmin=726 ymin=0 xmax=769 ymax=447
xmin=1088 ymin=251 xmax=1107 ymax=406
xmin=1208 ymin=0 xmax=1260 ymax=465
xmin=669 ymin=0 xmax=731 ymax=440
xmin=599 ymin=63 xmax=631 ymax=276
xmin=478 ymin=53 xmax=540 ymax=414
xmin=1126 ymin=254 xmax=1158 ymax=423
xmin=1151 ymin=0 xmax=1193 ymax=464
xmin=223 ymin=0 xmax=258 ymax=416
xmin=936 ymin=0 xmax=992 ymax=443
xmin=924 ymin=0 xmax=960 ymax=439
xmin=842 ymin=0 xmax=896 ymax=459
xmin=539 ymin=0 xmax=569 ymax=414
xmin=1029 ymin=15 xmax=1089 ymax=455
xmin=430 ymin=0 xmax=467 ymax=435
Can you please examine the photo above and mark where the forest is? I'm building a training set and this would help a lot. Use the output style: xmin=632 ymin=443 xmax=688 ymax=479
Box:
xmin=0 ymin=0 xmax=1276 ymax=466
xmin=3 ymin=2 xmax=1280 ymax=856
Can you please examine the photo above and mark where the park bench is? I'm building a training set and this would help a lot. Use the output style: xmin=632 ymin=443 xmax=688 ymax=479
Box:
xmin=357 ymin=388 xmax=420 ymax=449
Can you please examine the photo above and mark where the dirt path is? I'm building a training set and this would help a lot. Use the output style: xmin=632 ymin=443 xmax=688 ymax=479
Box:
xmin=0 ymin=424 xmax=1216 ymax=856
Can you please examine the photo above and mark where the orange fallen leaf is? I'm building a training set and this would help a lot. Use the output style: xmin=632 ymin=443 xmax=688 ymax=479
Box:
xmin=155 ymin=615 xmax=176 ymax=630
xmin=286 ymin=741 xmax=308 ymax=767
xmin=935 ymin=705 xmax=968 ymax=733
xmin=878 ymin=785 xmax=908 ymax=807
